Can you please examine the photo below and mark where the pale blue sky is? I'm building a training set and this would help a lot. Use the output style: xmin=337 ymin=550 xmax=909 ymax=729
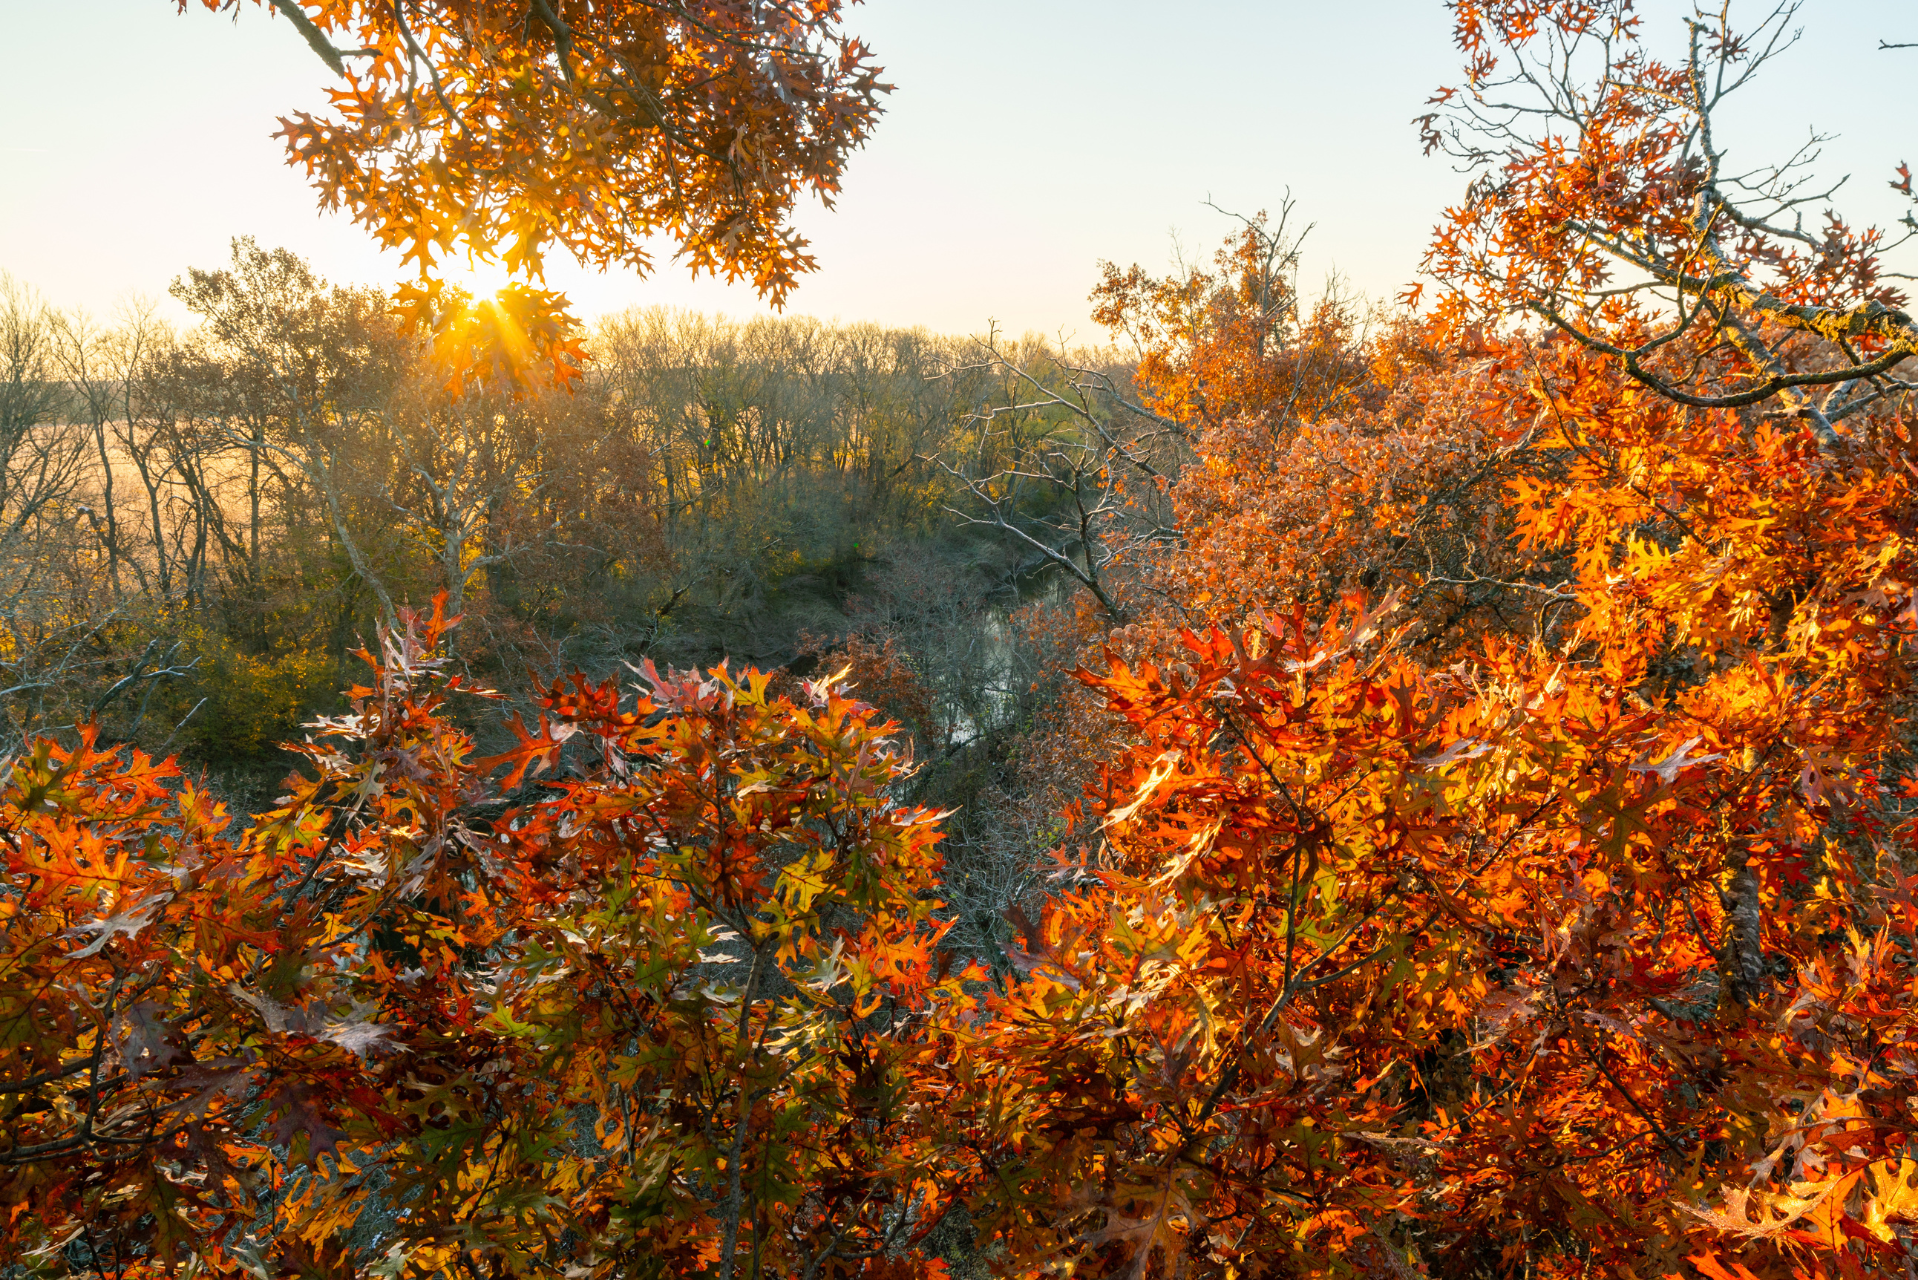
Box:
xmin=2 ymin=1 xmax=1914 ymax=336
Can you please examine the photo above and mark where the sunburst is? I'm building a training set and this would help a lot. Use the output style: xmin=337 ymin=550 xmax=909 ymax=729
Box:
xmin=438 ymin=254 xmax=517 ymax=302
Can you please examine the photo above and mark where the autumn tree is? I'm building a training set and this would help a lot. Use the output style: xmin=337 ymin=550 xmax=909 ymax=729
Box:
xmin=1414 ymin=0 xmax=1915 ymax=446
xmin=1091 ymin=199 xmax=1376 ymax=437
xmin=934 ymin=3 xmax=1916 ymax=1278
xmin=181 ymin=0 xmax=888 ymax=305
xmin=0 ymin=600 xmax=973 ymax=1280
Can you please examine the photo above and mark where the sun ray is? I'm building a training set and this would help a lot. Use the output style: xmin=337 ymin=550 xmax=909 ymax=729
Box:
xmin=440 ymin=256 xmax=516 ymax=301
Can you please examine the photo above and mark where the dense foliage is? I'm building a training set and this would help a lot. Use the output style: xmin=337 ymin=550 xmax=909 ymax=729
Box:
xmin=187 ymin=0 xmax=887 ymax=295
xmin=0 ymin=2 xmax=1913 ymax=1278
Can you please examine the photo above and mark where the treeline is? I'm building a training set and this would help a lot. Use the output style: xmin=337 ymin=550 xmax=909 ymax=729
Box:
xmin=0 ymin=242 xmax=1142 ymax=810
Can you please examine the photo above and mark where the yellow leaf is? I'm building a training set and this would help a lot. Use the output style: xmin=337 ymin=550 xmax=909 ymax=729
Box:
xmin=1863 ymin=1159 xmax=1920 ymax=1242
